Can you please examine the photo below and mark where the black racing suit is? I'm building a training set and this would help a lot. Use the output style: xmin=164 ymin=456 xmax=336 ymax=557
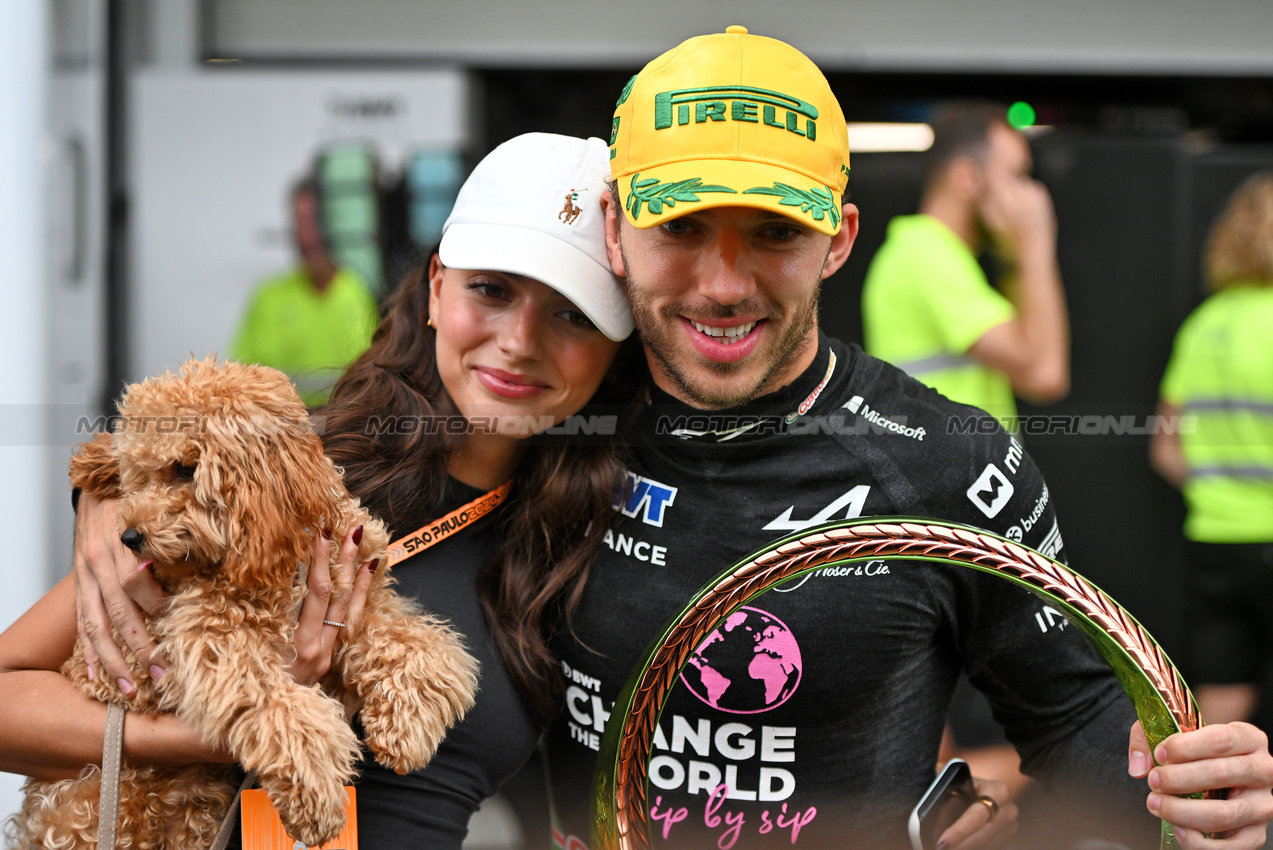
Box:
xmin=545 ymin=336 xmax=1154 ymax=850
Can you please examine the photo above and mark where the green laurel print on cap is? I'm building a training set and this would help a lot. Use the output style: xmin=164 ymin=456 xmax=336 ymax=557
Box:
xmin=616 ymin=74 xmax=637 ymax=107
xmin=626 ymin=173 xmax=737 ymax=220
xmin=743 ymin=183 xmax=841 ymax=227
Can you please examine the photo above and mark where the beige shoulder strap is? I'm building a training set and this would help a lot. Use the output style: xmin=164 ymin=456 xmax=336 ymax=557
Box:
xmin=97 ymin=702 xmax=126 ymax=850
xmin=96 ymin=702 xmax=255 ymax=850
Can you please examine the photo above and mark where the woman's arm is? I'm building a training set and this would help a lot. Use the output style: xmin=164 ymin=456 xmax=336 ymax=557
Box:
xmin=0 ymin=490 xmax=379 ymax=782
xmin=0 ymin=574 xmax=226 ymax=781
xmin=1149 ymin=400 xmax=1188 ymax=489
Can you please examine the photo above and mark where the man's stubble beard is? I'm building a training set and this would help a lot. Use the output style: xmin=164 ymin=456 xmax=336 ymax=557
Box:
xmin=619 ymin=236 xmax=822 ymax=410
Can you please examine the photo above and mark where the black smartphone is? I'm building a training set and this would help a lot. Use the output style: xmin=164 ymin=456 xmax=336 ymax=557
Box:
xmin=908 ymin=758 xmax=976 ymax=850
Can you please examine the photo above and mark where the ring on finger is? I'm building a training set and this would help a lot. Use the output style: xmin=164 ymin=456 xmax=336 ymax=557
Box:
xmin=975 ymin=795 xmax=999 ymax=821
xmin=323 ymin=619 xmax=347 ymax=629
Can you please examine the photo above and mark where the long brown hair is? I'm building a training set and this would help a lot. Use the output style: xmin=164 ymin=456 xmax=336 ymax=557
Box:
xmin=322 ymin=255 xmax=644 ymax=723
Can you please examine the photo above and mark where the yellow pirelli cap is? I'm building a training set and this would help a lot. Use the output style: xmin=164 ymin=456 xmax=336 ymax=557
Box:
xmin=610 ymin=25 xmax=850 ymax=236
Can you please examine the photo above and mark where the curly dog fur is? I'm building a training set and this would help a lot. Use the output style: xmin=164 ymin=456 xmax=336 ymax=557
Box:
xmin=8 ymin=358 xmax=478 ymax=849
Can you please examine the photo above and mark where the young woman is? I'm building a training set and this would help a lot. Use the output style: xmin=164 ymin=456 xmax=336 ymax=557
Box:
xmin=0 ymin=133 xmax=645 ymax=847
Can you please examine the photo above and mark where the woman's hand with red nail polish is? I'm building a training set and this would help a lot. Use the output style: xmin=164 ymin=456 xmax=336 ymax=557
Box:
xmin=72 ymin=494 xmax=170 ymax=689
xmin=287 ymin=525 xmax=374 ymax=685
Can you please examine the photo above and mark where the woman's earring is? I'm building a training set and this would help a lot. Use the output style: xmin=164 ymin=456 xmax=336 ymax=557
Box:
xmin=427 ymin=317 xmax=436 ymax=329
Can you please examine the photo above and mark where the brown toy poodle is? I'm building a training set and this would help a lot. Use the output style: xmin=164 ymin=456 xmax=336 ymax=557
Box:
xmin=8 ymin=358 xmax=478 ymax=848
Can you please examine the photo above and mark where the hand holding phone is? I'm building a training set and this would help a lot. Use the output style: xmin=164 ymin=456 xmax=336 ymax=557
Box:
xmin=908 ymin=758 xmax=976 ymax=850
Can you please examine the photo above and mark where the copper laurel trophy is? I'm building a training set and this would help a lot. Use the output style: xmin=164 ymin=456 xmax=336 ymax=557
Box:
xmin=591 ymin=518 xmax=1202 ymax=850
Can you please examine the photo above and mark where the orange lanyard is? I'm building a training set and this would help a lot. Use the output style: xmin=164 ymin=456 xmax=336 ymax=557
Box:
xmin=384 ymin=481 xmax=512 ymax=568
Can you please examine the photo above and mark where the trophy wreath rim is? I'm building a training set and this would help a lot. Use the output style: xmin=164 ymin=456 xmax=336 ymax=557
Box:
xmin=590 ymin=516 xmax=1200 ymax=850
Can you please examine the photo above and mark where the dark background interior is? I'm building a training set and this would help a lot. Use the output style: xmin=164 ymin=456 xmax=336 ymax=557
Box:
xmin=475 ymin=67 xmax=1273 ymax=667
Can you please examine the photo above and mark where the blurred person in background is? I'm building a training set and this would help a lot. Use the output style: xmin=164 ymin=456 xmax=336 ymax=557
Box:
xmin=1152 ymin=171 xmax=1273 ymax=732
xmin=231 ymin=178 xmax=378 ymax=406
xmin=862 ymin=101 xmax=1070 ymax=424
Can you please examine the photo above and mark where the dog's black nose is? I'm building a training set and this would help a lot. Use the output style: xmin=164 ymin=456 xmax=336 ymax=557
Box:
xmin=120 ymin=528 xmax=145 ymax=552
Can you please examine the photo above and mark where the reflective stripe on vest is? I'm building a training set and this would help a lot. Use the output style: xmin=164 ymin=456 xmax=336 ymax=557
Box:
xmin=1189 ymin=465 xmax=1273 ymax=481
xmin=1184 ymin=398 xmax=1273 ymax=416
xmin=893 ymin=351 xmax=979 ymax=378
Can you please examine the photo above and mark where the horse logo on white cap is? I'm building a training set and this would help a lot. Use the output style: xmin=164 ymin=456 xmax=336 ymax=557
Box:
xmin=559 ymin=189 xmax=582 ymax=224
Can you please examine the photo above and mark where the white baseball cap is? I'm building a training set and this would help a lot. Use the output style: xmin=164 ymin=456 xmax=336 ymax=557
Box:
xmin=440 ymin=133 xmax=634 ymax=341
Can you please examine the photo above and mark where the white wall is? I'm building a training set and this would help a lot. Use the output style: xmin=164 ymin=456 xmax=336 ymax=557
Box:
xmin=131 ymin=68 xmax=467 ymax=381
xmin=45 ymin=9 xmax=108 ymax=577
xmin=2 ymin=0 xmax=108 ymax=823
xmin=0 ymin=0 xmax=51 ymax=822
xmin=206 ymin=0 xmax=1273 ymax=74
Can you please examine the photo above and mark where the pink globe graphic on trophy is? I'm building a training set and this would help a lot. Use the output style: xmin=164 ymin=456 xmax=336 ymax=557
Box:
xmin=679 ymin=606 xmax=803 ymax=714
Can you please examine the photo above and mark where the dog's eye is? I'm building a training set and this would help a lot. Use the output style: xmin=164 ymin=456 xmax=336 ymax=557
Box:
xmin=174 ymin=463 xmax=197 ymax=481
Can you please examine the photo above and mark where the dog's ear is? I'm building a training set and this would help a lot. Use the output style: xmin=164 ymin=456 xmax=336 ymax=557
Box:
xmin=205 ymin=417 xmax=341 ymax=589
xmin=69 ymin=432 xmax=120 ymax=499
xmin=280 ymin=436 xmax=350 ymax=539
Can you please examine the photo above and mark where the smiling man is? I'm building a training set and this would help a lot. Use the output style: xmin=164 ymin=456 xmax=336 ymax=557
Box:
xmin=543 ymin=25 xmax=1273 ymax=850
xmin=616 ymin=200 xmax=842 ymax=410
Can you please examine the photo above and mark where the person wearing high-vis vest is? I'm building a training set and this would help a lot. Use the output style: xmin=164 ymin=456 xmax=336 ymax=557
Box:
xmin=861 ymin=103 xmax=1073 ymax=802
xmin=1152 ymin=171 xmax=1273 ymax=732
xmin=231 ymin=180 xmax=378 ymax=407
xmin=862 ymin=103 xmax=1070 ymax=426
